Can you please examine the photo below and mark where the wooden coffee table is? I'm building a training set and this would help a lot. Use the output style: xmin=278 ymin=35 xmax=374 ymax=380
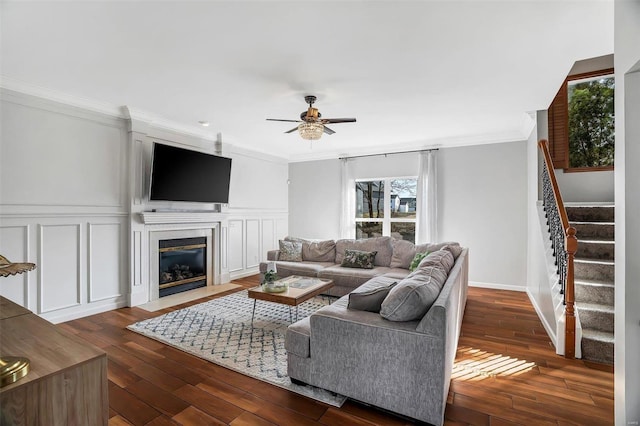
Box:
xmin=248 ymin=275 xmax=334 ymax=324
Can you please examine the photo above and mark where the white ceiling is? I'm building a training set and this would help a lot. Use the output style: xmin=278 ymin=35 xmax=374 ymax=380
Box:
xmin=0 ymin=1 xmax=614 ymax=162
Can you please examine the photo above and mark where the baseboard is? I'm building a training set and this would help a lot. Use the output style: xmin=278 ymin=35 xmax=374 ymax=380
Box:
xmin=469 ymin=281 xmax=527 ymax=292
xmin=229 ymin=268 xmax=260 ymax=280
xmin=43 ymin=300 xmax=129 ymax=324
xmin=526 ymin=288 xmax=558 ymax=349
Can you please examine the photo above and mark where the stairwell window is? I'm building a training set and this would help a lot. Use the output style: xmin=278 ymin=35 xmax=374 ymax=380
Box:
xmin=355 ymin=178 xmax=417 ymax=242
xmin=548 ymin=68 xmax=615 ymax=171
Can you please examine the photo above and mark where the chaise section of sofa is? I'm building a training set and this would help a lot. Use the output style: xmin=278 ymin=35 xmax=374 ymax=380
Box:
xmin=285 ymin=247 xmax=469 ymax=426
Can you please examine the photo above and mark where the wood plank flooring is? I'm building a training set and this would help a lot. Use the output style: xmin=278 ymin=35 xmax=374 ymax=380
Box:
xmin=63 ymin=277 xmax=614 ymax=425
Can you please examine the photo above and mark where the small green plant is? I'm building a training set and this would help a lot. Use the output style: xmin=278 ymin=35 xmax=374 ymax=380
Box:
xmin=409 ymin=251 xmax=429 ymax=271
xmin=264 ymin=270 xmax=278 ymax=283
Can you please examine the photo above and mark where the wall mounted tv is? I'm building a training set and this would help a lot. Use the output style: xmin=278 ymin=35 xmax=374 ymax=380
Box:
xmin=149 ymin=143 xmax=232 ymax=204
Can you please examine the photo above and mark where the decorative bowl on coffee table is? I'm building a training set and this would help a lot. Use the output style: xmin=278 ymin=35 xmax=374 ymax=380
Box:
xmin=262 ymin=281 xmax=288 ymax=293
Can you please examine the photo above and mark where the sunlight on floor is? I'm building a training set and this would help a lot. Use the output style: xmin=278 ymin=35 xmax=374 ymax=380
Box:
xmin=452 ymin=346 xmax=537 ymax=381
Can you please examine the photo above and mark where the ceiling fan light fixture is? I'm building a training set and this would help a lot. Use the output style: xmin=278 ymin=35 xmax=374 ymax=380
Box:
xmin=298 ymin=122 xmax=324 ymax=140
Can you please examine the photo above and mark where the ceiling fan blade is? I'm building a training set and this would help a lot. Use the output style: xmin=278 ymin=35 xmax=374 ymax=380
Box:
xmin=323 ymin=126 xmax=336 ymax=135
xmin=285 ymin=126 xmax=299 ymax=134
xmin=266 ymin=118 xmax=302 ymax=123
xmin=321 ymin=118 xmax=357 ymax=124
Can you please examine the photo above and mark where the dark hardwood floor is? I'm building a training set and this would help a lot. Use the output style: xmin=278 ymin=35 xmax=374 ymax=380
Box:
xmin=62 ymin=276 xmax=614 ymax=426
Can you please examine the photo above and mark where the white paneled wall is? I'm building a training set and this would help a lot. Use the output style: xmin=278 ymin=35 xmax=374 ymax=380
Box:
xmin=227 ymin=220 xmax=244 ymax=273
xmin=0 ymin=90 xmax=129 ymax=323
xmin=0 ymin=225 xmax=29 ymax=306
xmin=1 ymin=89 xmax=289 ymax=320
xmin=245 ymin=219 xmax=260 ymax=269
xmin=224 ymin=214 xmax=287 ymax=280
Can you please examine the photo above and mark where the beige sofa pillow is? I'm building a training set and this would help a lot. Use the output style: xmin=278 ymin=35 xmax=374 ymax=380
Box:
xmin=390 ymin=239 xmax=417 ymax=269
xmin=302 ymin=240 xmax=336 ymax=262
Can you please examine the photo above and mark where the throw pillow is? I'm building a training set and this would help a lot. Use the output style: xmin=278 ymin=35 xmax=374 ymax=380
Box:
xmin=389 ymin=238 xmax=417 ymax=269
xmin=302 ymin=240 xmax=336 ymax=262
xmin=348 ymin=282 xmax=397 ymax=312
xmin=380 ymin=263 xmax=449 ymax=321
xmin=278 ymin=240 xmax=303 ymax=262
xmin=340 ymin=249 xmax=377 ymax=269
xmin=416 ymin=249 xmax=455 ymax=274
xmin=409 ymin=251 xmax=429 ymax=271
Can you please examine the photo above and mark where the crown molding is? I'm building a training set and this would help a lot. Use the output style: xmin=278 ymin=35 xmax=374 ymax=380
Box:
xmin=0 ymin=76 xmax=218 ymax=141
xmin=287 ymin=126 xmax=533 ymax=163
xmin=0 ymin=76 xmax=124 ymax=118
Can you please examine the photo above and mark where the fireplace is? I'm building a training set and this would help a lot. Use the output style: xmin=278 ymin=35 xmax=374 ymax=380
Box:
xmin=158 ymin=237 xmax=207 ymax=297
xmin=148 ymin=227 xmax=215 ymax=302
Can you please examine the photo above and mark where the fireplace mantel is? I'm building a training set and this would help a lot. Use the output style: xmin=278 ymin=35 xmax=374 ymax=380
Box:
xmin=140 ymin=211 xmax=226 ymax=225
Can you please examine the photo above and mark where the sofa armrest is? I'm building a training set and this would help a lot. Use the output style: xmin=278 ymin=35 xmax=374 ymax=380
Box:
xmin=267 ymin=250 xmax=279 ymax=261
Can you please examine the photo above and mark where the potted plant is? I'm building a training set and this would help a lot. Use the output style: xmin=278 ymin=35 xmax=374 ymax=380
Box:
xmin=264 ymin=269 xmax=278 ymax=284
xmin=263 ymin=269 xmax=288 ymax=293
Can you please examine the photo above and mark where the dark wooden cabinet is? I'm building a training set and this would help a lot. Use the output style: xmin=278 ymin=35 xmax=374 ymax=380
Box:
xmin=0 ymin=297 xmax=108 ymax=425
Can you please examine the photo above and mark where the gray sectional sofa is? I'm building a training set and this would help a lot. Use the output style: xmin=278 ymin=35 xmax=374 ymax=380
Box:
xmin=285 ymin=246 xmax=469 ymax=426
xmin=260 ymin=236 xmax=461 ymax=297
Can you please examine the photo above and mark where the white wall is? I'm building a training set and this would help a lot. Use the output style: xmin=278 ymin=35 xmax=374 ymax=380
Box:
xmin=0 ymin=89 xmax=289 ymax=320
xmin=615 ymin=1 xmax=640 ymax=423
xmin=437 ymin=142 xmax=528 ymax=289
xmin=555 ymin=170 xmax=614 ymax=203
xmin=0 ymin=89 xmax=129 ymax=322
xmin=289 ymin=142 xmax=528 ymax=288
xmin=289 ymin=159 xmax=342 ymax=239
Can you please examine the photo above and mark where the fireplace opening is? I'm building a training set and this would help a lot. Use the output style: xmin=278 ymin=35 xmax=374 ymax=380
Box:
xmin=159 ymin=237 xmax=207 ymax=297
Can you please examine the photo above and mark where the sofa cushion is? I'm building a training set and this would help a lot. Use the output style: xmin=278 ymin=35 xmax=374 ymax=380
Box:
xmin=335 ymin=236 xmax=393 ymax=267
xmin=285 ymin=316 xmax=311 ymax=358
xmin=380 ymin=250 xmax=454 ymax=321
xmin=389 ymin=238 xmax=417 ymax=269
xmin=416 ymin=241 xmax=462 ymax=259
xmin=348 ymin=280 xmax=397 ymax=312
xmin=416 ymin=248 xmax=455 ymax=273
xmin=341 ymin=249 xmax=377 ymax=269
xmin=273 ymin=261 xmax=335 ymax=277
xmin=279 ymin=240 xmax=303 ymax=262
xmin=303 ymin=240 xmax=336 ymax=262
xmin=382 ymin=268 xmax=412 ymax=280
xmin=318 ymin=265 xmax=391 ymax=289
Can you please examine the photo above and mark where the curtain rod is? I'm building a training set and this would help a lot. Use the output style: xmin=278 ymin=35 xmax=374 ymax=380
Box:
xmin=338 ymin=148 xmax=439 ymax=161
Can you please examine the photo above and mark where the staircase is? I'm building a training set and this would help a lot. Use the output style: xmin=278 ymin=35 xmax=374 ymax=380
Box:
xmin=567 ymin=205 xmax=615 ymax=364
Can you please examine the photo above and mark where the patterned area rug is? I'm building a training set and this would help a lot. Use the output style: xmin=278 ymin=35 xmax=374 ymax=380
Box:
xmin=127 ymin=290 xmax=346 ymax=407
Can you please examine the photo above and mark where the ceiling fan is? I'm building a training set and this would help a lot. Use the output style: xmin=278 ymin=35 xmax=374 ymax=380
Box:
xmin=266 ymin=95 xmax=356 ymax=140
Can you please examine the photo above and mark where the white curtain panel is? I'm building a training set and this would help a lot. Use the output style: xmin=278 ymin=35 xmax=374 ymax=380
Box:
xmin=416 ymin=150 xmax=437 ymax=244
xmin=339 ymin=158 xmax=356 ymax=239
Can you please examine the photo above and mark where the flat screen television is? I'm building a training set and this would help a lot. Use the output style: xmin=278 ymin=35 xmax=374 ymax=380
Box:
xmin=149 ymin=143 xmax=232 ymax=203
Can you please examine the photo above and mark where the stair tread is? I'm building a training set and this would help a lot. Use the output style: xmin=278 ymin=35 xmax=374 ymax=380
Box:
xmin=570 ymin=221 xmax=615 ymax=226
xmin=581 ymin=329 xmax=615 ymax=343
xmin=579 ymin=239 xmax=616 ymax=245
xmin=575 ymin=258 xmax=615 ymax=266
xmin=575 ymin=278 xmax=615 ymax=287
xmin=576 ymin=302 xmax=615 ymax=312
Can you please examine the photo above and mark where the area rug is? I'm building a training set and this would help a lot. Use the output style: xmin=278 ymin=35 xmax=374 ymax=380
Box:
xmin=127 ymin=290 xmax=346 ymax=407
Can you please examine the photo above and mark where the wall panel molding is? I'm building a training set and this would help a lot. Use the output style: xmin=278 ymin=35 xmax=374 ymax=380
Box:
xmin=0 ymin=225 xmax=31 ymax=307
xmin=38 ymin=223 xmax=82 ymax=314
xmin=88 ymin=222 xmax=124 ymax=303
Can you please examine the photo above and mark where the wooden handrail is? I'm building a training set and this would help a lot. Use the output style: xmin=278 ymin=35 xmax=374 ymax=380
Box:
xmin=538 ymin=139 xmax=577 ymax=358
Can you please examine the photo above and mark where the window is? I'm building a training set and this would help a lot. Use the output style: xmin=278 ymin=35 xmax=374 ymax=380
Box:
xmin=355 ymin=178 xmax=417 ymax=242
xmin=548 ymin=68 xmax=615 ymax=171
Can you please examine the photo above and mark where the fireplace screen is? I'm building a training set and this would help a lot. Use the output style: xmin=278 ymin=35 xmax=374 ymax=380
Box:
xmin=159 ymin=237 xmax=207 ymax=297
